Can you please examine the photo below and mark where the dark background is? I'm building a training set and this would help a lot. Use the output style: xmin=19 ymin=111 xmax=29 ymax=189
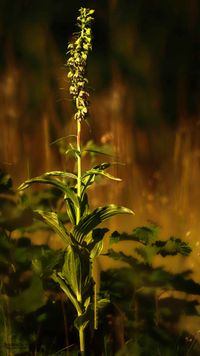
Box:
xmin=0 ymin=0 xmax=200 ymax=270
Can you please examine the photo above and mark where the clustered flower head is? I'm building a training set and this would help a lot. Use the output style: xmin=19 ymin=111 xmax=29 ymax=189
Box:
xmin=67 ymin=7 xmax=95 ymax=121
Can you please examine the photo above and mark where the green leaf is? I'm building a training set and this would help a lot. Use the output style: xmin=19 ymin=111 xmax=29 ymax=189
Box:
xmin=106 ymin=249 xmax=139 ymax=267
xmin=52 ymin=272 xmax=82 ymax=315
xmin=79 ymin=192 xmax=89 ymax=219
xmin=35 ymin=210 xmax=70 ymax=245
xmin=90 ymin=240 xmax=103 ymax=260
xmin=18 ymin=175 xmax=79 ymax=224
xmin=74 ymin=309 xmax=90 ymax=331
xmin=61 ymin=245 xmax=91 ymax=302
xmin=65 ymin=196 xmax=76 ymax=224
xmin=88 ymin=228 xmax=109 ymax=259
xmin=65 ymin=143 xmax=80 ymax=158
xmin=34 ymin=248 xmax=64 ymax=277
xmin=132 ymin=224 xmax=160 ymax=245
xmin=18 ymin=177 xmax=70 ymax=193
xmin=82 ymin=168 xmax=121 ymax=182
xmin=109 ymin=225 xmax=160 ymax=246
xmin=92 ymin=228 xmax=109 ymax=241
xmin=135 ymin=245 xmax=160 ymax=265
xmin=82 ymin=139 xmax=113 ymax=158
xmin=158 ymin=237 xmax=192 ymax=257
xmin=64 ymin=188 xmax=80 ymax=224
xmin=97 ymin=298 xmax=110 ymax=310
xmin=84 ymin=148 xmax=112 ymax=157
xmin=42 ymin=170 xmax=77 ymax=180
xmin=109 ymin=230 xmax=136 ymax=246
xmin=73 ymin=205 xmax=134 ymax=243
xmin=81 ymin=173 xmax=95 ymax=197
xmin=81 ymin=162 xmax=116 ymax=196
xmin=50 ymin=134 xmax=76 ymax=144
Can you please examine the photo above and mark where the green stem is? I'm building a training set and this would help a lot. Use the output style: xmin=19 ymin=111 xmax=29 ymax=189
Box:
xmin=79 ymin=325 xmax=85 ymax=355
xmin=93 ymin=275 xmax=97 ymax=330
xmin=76 ymin=119 xmax=81 ymax=224
xmin=76 ymin=119 xmax=85 ymax=353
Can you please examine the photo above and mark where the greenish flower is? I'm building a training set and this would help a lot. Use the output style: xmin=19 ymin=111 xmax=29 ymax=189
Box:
xmin=67 ymin=7 xmax=94 ymax=121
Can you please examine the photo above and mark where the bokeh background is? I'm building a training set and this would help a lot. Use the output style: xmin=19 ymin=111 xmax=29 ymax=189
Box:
xmin=0 ymin=0 xmax=200 ymax=276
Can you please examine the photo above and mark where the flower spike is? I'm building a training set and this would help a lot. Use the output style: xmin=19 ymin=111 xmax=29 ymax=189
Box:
xmin=67 ymin=8 xmax=95 ymax=121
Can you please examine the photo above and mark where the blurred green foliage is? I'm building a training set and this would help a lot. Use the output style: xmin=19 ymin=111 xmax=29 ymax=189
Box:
xmin=0 ymin=170 xmax=200 ymax=354
xmin=100 ymin=225 xmax=200 ymax=355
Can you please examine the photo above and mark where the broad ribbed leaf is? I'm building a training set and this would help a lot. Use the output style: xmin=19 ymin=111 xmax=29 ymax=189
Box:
xmin=65 ymin=197 xmax=76 ymax=224
xmin=42 ymin=171 xmax=77 ymax=180
xmin=61 ymin=245 xmax=91 ymax=302
xmin=52 ymin=272 xmax=82 ymax=314
xmin=18 ymin=177 xmax=70 ymax=193
xmin=79 ymin=192 xmax=89 ymax=219
xmin=81 ymin=173 xmax=95 ymax=197
xmin=64 ymin=188 xmax=80 ymax=224
xmin=90 ymin=240 xmax=103 ymax=260
xmin=18 ymin=176 xmax=80 ymax=225
xmin=73 ymin=205 xmax=134 ymax=243
xmin=35 ymin=210 xmax=70 ymax=245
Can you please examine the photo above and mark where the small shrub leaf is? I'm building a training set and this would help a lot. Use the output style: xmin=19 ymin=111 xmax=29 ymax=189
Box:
xmin=158 ymin=237 xmax=192 ymax=257
xmin=132 ymin=224 xmax=160 ymax=245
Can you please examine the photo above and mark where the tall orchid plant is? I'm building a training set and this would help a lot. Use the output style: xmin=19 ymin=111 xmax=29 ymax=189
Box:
xmin=19 ymin=8 xmax=133 ymax=354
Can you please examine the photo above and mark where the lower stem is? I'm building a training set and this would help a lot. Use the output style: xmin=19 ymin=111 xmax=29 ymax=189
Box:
xmin=76 ymin=119 xmax=85 ymax=353
xmin=76 ymin=119 xmax=81 ymax=224
xmin=79 ymin=325 xmax=85 ymax=355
